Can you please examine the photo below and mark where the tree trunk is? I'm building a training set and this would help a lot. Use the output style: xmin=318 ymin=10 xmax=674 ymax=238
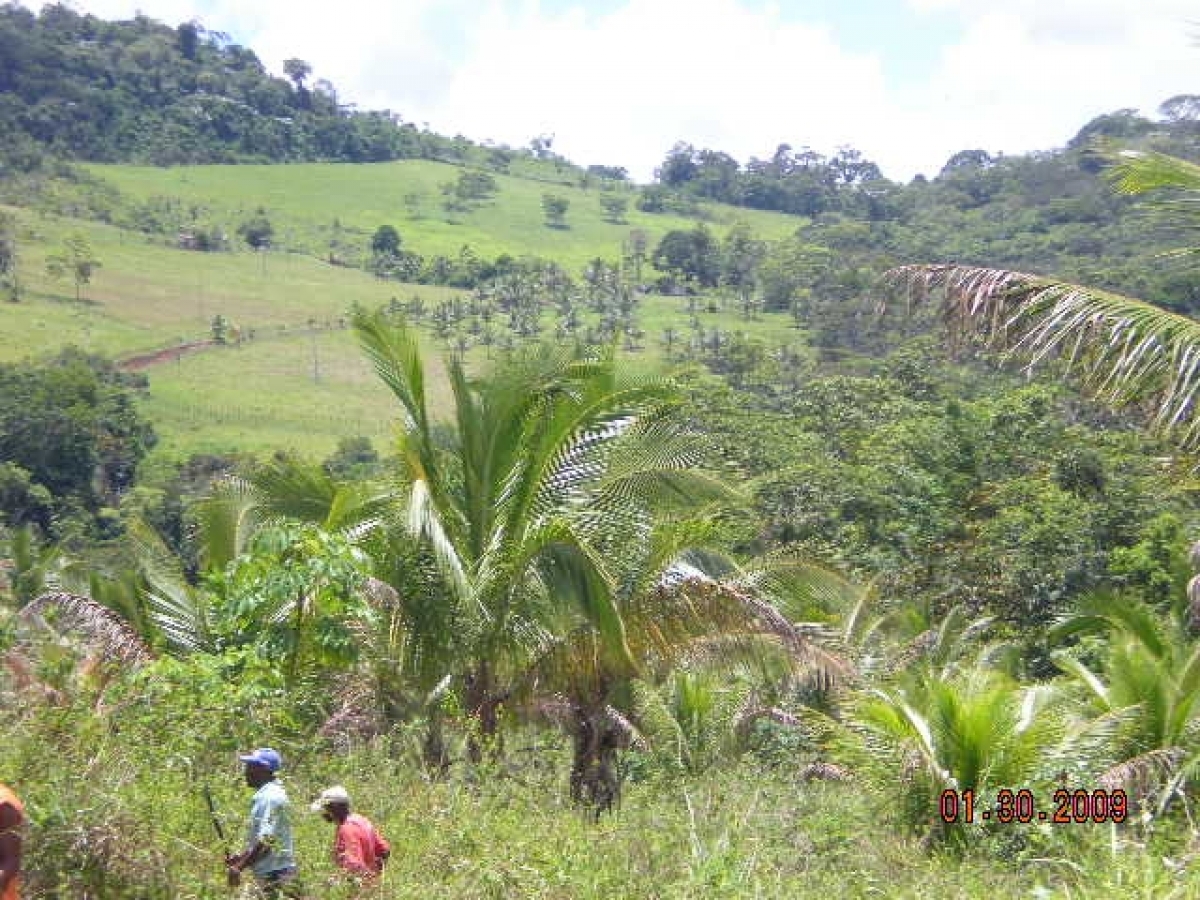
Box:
xmin=569 ymin=704 xmax=623 ymax=819
xmin=463 ymin=662 xmax=505 ymax=763
xmin=421 ymin=709 xmax=451 ymax=776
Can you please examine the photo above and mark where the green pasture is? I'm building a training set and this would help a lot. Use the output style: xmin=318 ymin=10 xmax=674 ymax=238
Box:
xmin=140 ymin=295 xmax=805 ymax=460
xmin=2 ymin=206 xmax=462 ymax=353
xmin=4 ymin=183 xmax=811 ymax=465
xmin=2 ymin=190 xmax=808 ymax=462
xmin=87 ymin=160 xmax=802 ymax=270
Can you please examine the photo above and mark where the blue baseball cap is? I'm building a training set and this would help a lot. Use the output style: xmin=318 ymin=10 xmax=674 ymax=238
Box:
xmin=238 ymin=748 xmax=282 ymax=772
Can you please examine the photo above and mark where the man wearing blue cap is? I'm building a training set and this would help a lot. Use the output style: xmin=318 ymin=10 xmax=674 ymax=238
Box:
xmin=226 ymin=748 xmax=297 ymax=895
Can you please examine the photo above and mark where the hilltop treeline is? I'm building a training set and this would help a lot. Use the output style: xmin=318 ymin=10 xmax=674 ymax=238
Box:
xmin=0 ymin=2 xmax=491 ymax=168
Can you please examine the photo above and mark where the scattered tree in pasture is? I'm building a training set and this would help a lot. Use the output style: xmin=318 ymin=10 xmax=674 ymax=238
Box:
xmin=441 ymin=170 xmax=499 ymax=213
xmin=599 ymin=194 xmax=628 ymax=224
xmin=45 ymin=233 xmax=100 ymax=303
xmin=623 ymin=229 xmax=649 ymax=286
xmin=587 ymin=164 xmax=629 ymax=182
xmin=652 ymin=226 xmax=719 ymax=290
xmin=237 ymin=209 xmax=274 ymax=250
xmin=402 ymin=191 xmax=424 ymax=219
xmin=542 ymin=193 xmax=569 ymax=228
xmin=370 ymin=224 xmax=402 ymax=256
xmin=721 ymin=223 xmax=766 ymax=317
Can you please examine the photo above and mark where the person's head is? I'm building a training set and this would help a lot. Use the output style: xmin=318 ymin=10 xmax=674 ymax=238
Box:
xmin=238 ymin=748 xmax=282 ymax=787
xmin=311 ymin=785 xmax=351 ymax=822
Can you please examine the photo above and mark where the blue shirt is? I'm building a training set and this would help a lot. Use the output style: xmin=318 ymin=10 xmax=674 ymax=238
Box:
xmin=245 ymin=779 xmax=295 ymax=877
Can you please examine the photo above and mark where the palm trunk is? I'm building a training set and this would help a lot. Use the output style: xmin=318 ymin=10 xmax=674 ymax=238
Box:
xmin=464 ymin=661 xmax=505 ymax=763
xmin=421 ymin=708 xmax=451 ymax=775
xmin=569 ymin=703 xmax=623 ymax=818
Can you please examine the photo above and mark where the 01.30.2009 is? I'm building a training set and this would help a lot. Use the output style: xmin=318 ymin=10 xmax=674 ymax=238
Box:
xmin=938 ymin=787 xmax=1127 ymax=825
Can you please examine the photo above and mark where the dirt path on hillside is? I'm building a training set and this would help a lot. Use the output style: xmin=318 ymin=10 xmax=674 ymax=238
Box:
xmin=118 ymin=340 xmax=217 ymax=371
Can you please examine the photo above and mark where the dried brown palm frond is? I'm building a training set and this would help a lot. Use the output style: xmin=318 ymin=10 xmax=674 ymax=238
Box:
xmin=733 ymin=704 xmax=801 ymax=743
xmin=883 ymin=263 xmax=1200 ymax=451
xmin=1098 ymin=747 xmax=1186 ymax=797
xmin=21 ymin=592 xmax=153 ymax=667
xmin=318 ymin=679 xmax=385 ymax=750
xmin=800 ymin=761 xmax=853 ymax=782
xmin=362 ymin=576 xmax=401 ymax=609
xmin=2 ymin=648 xmax=35 ymax=690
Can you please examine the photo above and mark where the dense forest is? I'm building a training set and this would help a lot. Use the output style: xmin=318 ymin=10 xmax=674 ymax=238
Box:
xmin=6 ymin=4 xmax=1200 ymax=897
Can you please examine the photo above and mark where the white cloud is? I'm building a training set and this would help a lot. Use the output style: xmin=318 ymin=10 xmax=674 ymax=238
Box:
xmin=427 ymin=0 xmax=890 ymax=178
xmin=893 ymin=0 xmax=1198 ymax=176
xmin=18 ymin=0 xmax=1200 ymax=182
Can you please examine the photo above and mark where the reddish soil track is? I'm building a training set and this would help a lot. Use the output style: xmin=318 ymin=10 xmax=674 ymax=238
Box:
xmin=118 ymin=340 xmax=216 ymax=371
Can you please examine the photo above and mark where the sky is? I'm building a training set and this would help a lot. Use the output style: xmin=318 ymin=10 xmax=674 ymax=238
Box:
xmin=21 ymin=0 xmax=1200 ymax=182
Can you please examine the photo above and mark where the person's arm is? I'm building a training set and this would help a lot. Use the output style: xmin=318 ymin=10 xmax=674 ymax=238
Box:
xmin=226 ymin=839 xmax=269 ymax=886
xmin=374 ymin=828 xmax=391 ymax=867
xmin=227 ymin=792 xmax=281 ymax=882
xmin=0 ymin=799 xmax=23 ymax=894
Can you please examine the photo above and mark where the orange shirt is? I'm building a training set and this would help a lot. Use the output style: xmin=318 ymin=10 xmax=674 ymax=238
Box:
xmin=333 ymin=813 xmax=390 ymax=877
xmin=0 ymin=784 xmax=23 ymax=900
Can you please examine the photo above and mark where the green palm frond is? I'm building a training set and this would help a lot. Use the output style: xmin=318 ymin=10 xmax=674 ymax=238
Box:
xmin=884 ymin=263 xmax=1200 ymax=450
xmin=352 ymin=308 xmax=431 ymax=438
xmin=406 ymin=477 xmax=468 ymax=603
xmin=193 ymin=475 xmax=260 ymax=573
xmin=126 ymin=518 xmax=213 ymax=654
xmin=251 ymin=457 xmax=391 ymax=534
xmin=250 ymin=457 xmax=339 ymax=524
xmin=537 ymin=534 xmax=634 ymax=673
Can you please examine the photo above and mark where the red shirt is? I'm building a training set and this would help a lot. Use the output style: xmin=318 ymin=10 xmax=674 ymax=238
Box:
xmin=333 ymin=813 xmax=390 ymax=876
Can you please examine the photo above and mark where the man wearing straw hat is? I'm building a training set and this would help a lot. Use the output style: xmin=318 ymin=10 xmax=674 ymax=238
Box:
xmin=311 ymin=785 xmax=390 ymax=882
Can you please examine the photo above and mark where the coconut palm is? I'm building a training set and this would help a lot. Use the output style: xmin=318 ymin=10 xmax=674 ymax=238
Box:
xmin=1050 ymin=592 xmax=1200 ymax=812
xmin=515 ymin=518 xmax=851 ymax=812
xmin=351 ymin=308 xmax=743 ymax=757
xmin=855 ymin=666 xmax=1082 ymax=844
xmin=883 ymin=148 xmax=1200 ymax=453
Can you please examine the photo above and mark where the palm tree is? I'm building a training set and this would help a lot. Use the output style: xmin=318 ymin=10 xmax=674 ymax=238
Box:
xmin=883 ymin=148 xmax=1200 ymax=452
xmin=1050 ymin=592 xmax=1200 ymax=813
xmin=855 ymin=665 xmax=1077 ymax=845
xmin=351 ymin=308 xmax=742 ymax=758
xmin=513 ymin=517 xmax=851 ymax=812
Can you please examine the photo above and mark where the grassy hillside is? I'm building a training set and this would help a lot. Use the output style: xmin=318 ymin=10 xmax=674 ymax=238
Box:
xmin=88 ymin=160 xmax=802 ymax=271
xmin=2 ymin=189 xmax=806 ymax=460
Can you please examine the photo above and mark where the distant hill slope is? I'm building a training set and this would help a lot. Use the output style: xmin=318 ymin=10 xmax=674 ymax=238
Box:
xmin=88 ymin=160 xmax=803 ymax=272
